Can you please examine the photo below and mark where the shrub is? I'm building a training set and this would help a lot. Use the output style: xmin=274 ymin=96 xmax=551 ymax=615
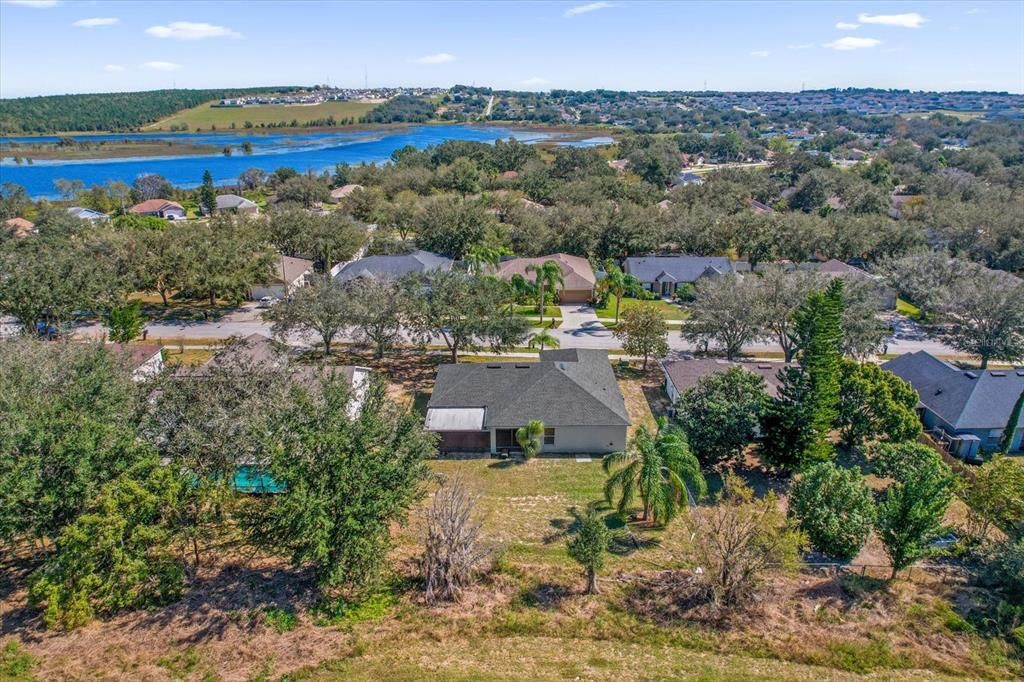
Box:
xmin=421 ymin=478 xmax=490 ymax=604
xmin=675 ymin=366 xmax=767 ymax=467
xmin=789 ymin=462 xmax=876 ymax=560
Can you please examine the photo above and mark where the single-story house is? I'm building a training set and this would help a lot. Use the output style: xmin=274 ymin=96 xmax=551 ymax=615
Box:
xmin=883 ymin=351 xmax=1024 ymax=459
xmin=670 ymin=172 xmax=705 ymax=188
xmin=623 ymin=255 xmax=748 ymax=296
xmin=333 ymin=249 xmax=453 ymax=282
xmin=494 ymin=253 xmax=597 ymax=304
xmin=3 ymin=217 xmax=35 ymax=238
xmin=330 ymin=184 xmax=364 ymax=201
xmin=111 ymin=343 xmax=164 ymax=382
xmin=129 ymin=199 xmax=186 ymax=220
xmin=211 ymin=194 xmax=259 ymax=215
xmin=67 ymin=206 xmax=109 ymax=222
xmin=425 ymin=348 xmax=630 ymax=455
xmin=251 ymin=255 xmax=315 ymax=300
xmin=799 ymin=259 xmax=897 ymax=309
xmin=660 ymin=356 xmax=788 ymax=404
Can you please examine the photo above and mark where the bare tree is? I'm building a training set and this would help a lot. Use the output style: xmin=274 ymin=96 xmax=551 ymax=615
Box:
xmin=421 ymin=477 xmax=490 ymax=604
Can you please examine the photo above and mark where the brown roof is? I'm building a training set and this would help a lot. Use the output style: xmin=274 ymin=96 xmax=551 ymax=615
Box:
xmin=4 ymin=217 xmax=34 ymax=237
xmin=500 ymin=170 xmax=519 ymax=179
xmin=109 ymin=343 xmax=163 ymax=370
xmin=271 ymin=255 xmax=314 ymax=285
xmin=661 ymin=357 xmax=789 ymax=398
xmin=494 ymin=253 xmax=597 ymax=292
xmin=330 ymin=184 xmax=363 ymax=200
xmin=129 ymin=199 xmax=183 ymax=214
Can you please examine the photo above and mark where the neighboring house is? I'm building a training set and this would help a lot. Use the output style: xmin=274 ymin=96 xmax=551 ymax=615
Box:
xmin=425 ymin=348 xmax=630 ymax=455
xmin=494 ymin=253 xmax=597 ymax=304
xmin=3 ymin=217 xmax=35 ymax=238
xmin=883 ymin=351 xmax=1024 ymax=459
xmin=747 ymin=198 xmax=774 ymax=214
xmin=670 ymin=172 xmax=705 ymax=188
xmin=251 ymin=255 xmax=315 ymax=300
xmin=656 ymin=199 xmax=672 ymax=213
xmin=660 ymin=356 xmax=788 ymax=404
xmin=329 ymin=184 xmax=364 ymax=201
xmin=609 ymin=159 xmax=630 ymax=172
xmin=210 ymin=194 xmax=259 ymax=215
xmin=111 ymin=343 xmax=164 ymax=382
xmin=129 ymin=199 xmax=186 ymax=220
xmin=799 ymin=258 xmax=897 ymax=309
xmin=500 ymin=170 xmax=520 ymax=179
xmin=67 ymin=206 xmax=109 ymax=222
xmin=623 ymin=255 xmax=748 ymax=296
xmin=333 ymin=249 xmax=453 ymax=282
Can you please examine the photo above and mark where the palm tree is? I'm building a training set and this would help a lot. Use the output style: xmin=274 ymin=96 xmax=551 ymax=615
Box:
xmin=466 ymin=245 xmax=510 ymax=274
xmin=602 ymin=419 xmax=706 ymax=525
xmin=598 ymin=260 xmax=626 ymax=324
xmin=515 ymin=419 xmax=545 ymax=460
xmin=526 ymin=260 xmax=564 ymax=326
xmin=528 ymin=329 xmax=560 ymax=351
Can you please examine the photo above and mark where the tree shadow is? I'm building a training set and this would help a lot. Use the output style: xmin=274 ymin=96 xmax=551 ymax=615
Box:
xmin=545 ymin=505 xmax=660 ymax=556
xmin=701 ymin=455 xmax=791 ymax=503
xmin=516 ymin=582 xmax=576 ymax=610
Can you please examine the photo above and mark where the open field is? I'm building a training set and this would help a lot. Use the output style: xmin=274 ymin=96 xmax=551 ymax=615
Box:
xmin=900 ymin=110 xmax=986 ymax=121
xmin=146 ymin=100 xmax=379 ymax=131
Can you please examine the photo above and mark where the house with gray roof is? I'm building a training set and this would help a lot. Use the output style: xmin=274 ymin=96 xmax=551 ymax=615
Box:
xmin=212 ymin=194 xmax=259 ymax=215
xmin=425 ymin=348 xmax=630 ymax=455
xmin=333 ymin=250 xmax=453 ymax=282
xmin=623 ymin=255 xmax=748 ymax=297
xmin=67 ymin=206 xmax=109 ymax=222
xmin=883 ymin=351 xmax=1024 ymax=459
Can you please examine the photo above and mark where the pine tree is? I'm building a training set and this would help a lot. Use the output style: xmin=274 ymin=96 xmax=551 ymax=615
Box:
xmin=199 ymin=170 xmax=217 ymax=217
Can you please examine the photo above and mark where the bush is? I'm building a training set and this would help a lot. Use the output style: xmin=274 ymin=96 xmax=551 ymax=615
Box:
xmin=984 ymin=539 xmax=1024 ymax=605
xmin=869 ymin=441 xmax=943 ymax=482
xmin=675 ymin=366 xmax=767 ymax=467
xmin=789 ymin=462 xmax=875 ymax=560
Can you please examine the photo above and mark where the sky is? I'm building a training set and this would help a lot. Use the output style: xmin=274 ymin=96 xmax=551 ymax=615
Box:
xmin=1 ymin=0 xmax=1022 ymax=98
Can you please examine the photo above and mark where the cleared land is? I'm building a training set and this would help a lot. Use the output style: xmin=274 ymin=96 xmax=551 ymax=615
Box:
xmin=146 ymin=100 xmax=379 ymax=131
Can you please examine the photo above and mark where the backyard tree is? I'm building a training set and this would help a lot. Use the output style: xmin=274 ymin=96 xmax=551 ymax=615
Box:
xmin=268 ymin=275 xmax=350 ymax=356
xmin=876 ymin=454 xmax=957 ymax=579
xmin=603 ymin=421 xmax=705 ymax=525
xmin=789 ymin=462 xmax=876 ymax=560
xmin=250 ymin=379 xmax=435 ymax=594
xmin=792 ymin=278 xmax=844 ymax=461
xmin=675 ymin=366 xmax=768 ymax=467
xmin=566 ymin=506 xmax=611 ymax=595
xmin=422 ymin=477 xmax=490 ymax=604
xmin=613 ymin=305 xmax=668 ymax=370
xmin=515 ymin=420 xmax=545 ymax=460
xmin=961 ymin=457 xmax=1024 ymax=543
xmin=414 ymin=195 xmax=494 ymax=260
xmin=837 ymin=359 xmax=921 ymax=447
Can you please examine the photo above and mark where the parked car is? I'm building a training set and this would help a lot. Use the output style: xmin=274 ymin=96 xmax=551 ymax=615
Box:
xmin=256 ymin=296 xmax=280 ymax=309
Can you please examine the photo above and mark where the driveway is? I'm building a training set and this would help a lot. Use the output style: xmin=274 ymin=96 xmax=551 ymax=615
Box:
xmin=553 ymin=305 xmax=613 ymax=348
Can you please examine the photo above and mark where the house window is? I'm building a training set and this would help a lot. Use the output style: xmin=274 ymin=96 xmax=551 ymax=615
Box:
xmin=544 ymin=427 xmax=555 ymax=445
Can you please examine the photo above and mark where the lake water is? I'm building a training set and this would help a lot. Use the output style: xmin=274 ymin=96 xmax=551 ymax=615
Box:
xmin=0 ymin=126 xmax=613 ymax=198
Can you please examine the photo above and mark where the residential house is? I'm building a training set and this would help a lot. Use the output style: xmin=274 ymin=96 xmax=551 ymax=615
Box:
xmin=609 ymin=159 xmax=630 ymax=172
xmin=799 ymin=259 xmax=897 ymax=309
xmin=425 ymin=348 xmax=630 ymax=455
xmin=660 ymin=357 xmax=788 ymax=404
xmin=111 ymin=343 xmax=165 ymax=382
xmin=251 ymin=255 xmax=315 ymax=300
xmin=129 ymin=199 xmax=186 ymax=220
xmin=67 ymin=207 xmax=109 ymax=222
xmin=333 ymin=249 xmax=453 ymax=282
xmin=329 ymin=184 xmax=364 ymax=201
xmin=494 ymin=253 xmax=597 ymax=304
xmin=210 ymin=194 xmax=259 ymax=216
xmin=623 ymin=255 xmax=748 ymax=297
xmin=670 ymin=172 xmax=705 ymax=189
xmin=883 ymin=351 xmax=1024 ymax=459
xmin=3 ymin=217 xmax=35 ymax=238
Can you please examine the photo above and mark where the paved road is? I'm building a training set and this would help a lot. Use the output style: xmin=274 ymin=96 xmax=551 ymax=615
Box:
xmin=57 ymin=303 xmax=959 ymax=359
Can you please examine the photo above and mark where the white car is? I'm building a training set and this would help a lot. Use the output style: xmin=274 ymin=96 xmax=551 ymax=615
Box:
xmin=256 ymin=296 xmax=280 ymax=309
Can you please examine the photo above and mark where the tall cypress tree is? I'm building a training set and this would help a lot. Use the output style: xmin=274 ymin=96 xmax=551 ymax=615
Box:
xmin=199 ymin=170 xmax=217 ymax=217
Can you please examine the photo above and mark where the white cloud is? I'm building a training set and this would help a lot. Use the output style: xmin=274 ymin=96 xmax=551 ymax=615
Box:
xmin=835 ymin=22 xmax=859 ymax=30
xmin=142 ymin=61 xmax=181 ymax=71
xmin=412 ymin=52 xmax=455 ymax=64
xmin=565 ymin=2 xmax=613 ymax=18
xmin=103 ymin=64 xmax=125 ymax=72
xmin=2 ymin=1 xmax=60 ymax=8
xmin=823 ymin=36 xmax=882 ymax=50
xmin=145 ymin=21 xmax=241 ymax=40
xmin=786 ymin=43 xmax=814 ymax=50
xmin=521 ymin=76 xmax=549 ymax=86
xmin=750 ymin=50 xmax=770 ymax=57
xmin=966 ymin=8 xmax=985 ymax=15
xmin=857 ymin=12 xmax=926 ymax=28
xmin=73 ymin=17 xmax=119 ymax=28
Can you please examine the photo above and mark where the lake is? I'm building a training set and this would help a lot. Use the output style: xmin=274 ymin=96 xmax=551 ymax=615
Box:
xmin=0 ymin=126 xmax=613 ymax=198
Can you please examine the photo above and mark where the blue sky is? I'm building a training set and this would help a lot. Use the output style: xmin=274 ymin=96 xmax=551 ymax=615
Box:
xmin=1 ymin=1 xmax=1021 ymax=97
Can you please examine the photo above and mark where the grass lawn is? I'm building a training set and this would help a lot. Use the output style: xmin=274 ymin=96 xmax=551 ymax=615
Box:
xmin=896 ymin=298 xmax=922 ymax=320
xmin=596 ymin=294 xmax=688 ymax=321
xmin=146 ymin=100 xmax=378 ymax=131
xmin=513 ymin=305 xmax=561 ymax=318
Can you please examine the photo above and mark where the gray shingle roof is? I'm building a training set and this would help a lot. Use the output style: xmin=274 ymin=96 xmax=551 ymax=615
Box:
xmin=624 ymin=255 xmax=739 ymax=283
xmin=882 ymin=351 xmax=1024 ymax=431
xmin=334 ymin=250 xmax=453 ymax=282
xmin=216 ymin=194 xmax=258 ymax=210
xmin=427 ymin=349 xmax=630 ymax=428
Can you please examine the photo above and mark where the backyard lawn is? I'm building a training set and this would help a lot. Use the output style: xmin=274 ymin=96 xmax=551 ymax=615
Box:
xmin=596 ymin=294 xmax=688 ymax=321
